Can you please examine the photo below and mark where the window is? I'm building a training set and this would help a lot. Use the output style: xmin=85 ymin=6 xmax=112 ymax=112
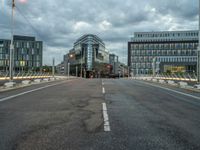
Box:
xmin=139 ymin=44 xmax=144 ymax=50
xmin=36 ymin=43 xmax=40 ymax=49
xmin=32 ymin=49 xmax=34 ymax=55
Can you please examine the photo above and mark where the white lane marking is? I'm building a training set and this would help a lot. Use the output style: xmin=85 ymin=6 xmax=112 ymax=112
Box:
xmin=137 ymin=80 xmax=200 ymax=100
xmin=102 ymin=79 xmax=104 ymax=85
xmin=102 ymin=103 xmax=111 ymax=132
xmin=0 ymin=81 xmax=70 ymax=102
xmin=102 ymin=87 xmax=105 ymax=94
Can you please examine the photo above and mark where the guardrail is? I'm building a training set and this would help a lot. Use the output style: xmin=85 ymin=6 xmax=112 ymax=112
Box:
xmin=131 ymin=73 xmax=197 ymax=82
xmin=0 ymin=72 xmax=51 ymax=80
xmin=130 ymin=73 xmax=200 ymax=90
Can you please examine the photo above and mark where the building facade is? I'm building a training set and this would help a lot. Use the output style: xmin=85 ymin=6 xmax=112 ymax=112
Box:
xmin=65 ymin=34 xmax=109 ymax=77
xmin=128 ymin=30 xmax=198 ymax=75
xmin=0 ymin=35 xmax=43 ymax=72
xmin=109 ymin=53 xmax=119 ymax=74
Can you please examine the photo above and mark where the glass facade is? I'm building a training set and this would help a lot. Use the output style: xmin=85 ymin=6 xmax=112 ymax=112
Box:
xmin=128 ymin=31 xmax=198 ymax=74
xmin=72 ymin=34 xmax=109 ymax=71
xmin=0 ymin=35 xmax=43 ymax=72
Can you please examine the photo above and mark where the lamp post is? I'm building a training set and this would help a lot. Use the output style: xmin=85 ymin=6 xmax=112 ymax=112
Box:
xmin=197 ymin=0 xmax=200 ymax=83
xmin=81 ymin=50 xmax=83 ymax=78
xmin=9 ymin=0 xmax=15 ymax=81
xmin=52 ymin=58 xmax=55 ymax=78
xmin=67 ymin=62 xmax=70 ymax=79
xmin=76 ymin=66 xmax=78 ymax=77
xmin=152 ymin=57 xmax=156 ymax=77
xmin=128 ymin=66 xmax=129 ymax=78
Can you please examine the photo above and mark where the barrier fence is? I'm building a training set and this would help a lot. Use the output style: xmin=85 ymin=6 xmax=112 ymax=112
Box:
xmin=0 ymin=72 xmax=51 ymax=80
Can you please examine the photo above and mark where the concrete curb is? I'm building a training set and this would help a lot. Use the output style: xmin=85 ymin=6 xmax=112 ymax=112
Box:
xmin=4 ymin=82 xmax=16 ymax=88
xmin=0 ymin=77 xmax=74 ymax=92
xmin=22 ymin=80 xmax=31 ymax=85
xmin=132 ymin=78 xmax=200 ymax=93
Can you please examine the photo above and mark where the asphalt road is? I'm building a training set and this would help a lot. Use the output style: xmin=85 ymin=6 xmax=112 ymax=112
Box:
xmin=0 ymin=78 xmax=200 ymax=150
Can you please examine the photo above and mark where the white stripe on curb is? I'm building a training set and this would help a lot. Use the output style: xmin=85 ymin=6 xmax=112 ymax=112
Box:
xmin=102 ymin=103 xmax=111 ymax=132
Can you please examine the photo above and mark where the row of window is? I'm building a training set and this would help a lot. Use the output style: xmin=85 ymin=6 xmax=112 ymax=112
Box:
xmin=131 ymin=56 xmax=155 ymax=62
xmin=0 ymin=48 xmax=41 ymax=55
xmin=15 ymin=42 xmax=41 ymax=49
xmin=135 ymin=32 xmax=198 ymax=38
xmin=0 ymin=54 xmax=41 ymax=61
xmin=131 ymin=63 xmax=152 ymax=69
xmin=132 ymin=38 xmax=198 ymax=43
xmin=0 ymin=41 xmax=42 ymax=49
xmin=131 ymin=56 xmax=197 ymax=63
xmin=157 ymin=57 xmax=197 ymax=63
xmin=130 ymin=43 xmax=198 ymax=50
xmin=131 ymin=50 xmax=197 ymax=56
xmin=0 ymin=60 xmax=41 ymax=67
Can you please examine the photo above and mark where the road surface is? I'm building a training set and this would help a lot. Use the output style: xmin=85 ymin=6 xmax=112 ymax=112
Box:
xmin=0 ymin=78 xmax=200 ymax=150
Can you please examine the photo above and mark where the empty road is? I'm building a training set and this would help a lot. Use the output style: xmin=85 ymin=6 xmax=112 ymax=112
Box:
xmin=0 ymin=78 xmax=200 ymax=150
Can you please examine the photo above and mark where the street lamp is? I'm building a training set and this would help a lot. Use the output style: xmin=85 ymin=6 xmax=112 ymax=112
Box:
xmin=76 ymin=66 xmax=78 ymax=77
xmin=67 ymin=62 xmax=70 ymax=79
xmin=152 ymin=57 xmax=156 ymax=77
xmin=52 ymin=58 xmax=55 ymax=78
xmin=9 ymin=0 xmax=15 ymax=81
xmin=81 ymin=49 xmax=83 ymax=78
xmin=197 ymin=0 xmax=200 ymax=83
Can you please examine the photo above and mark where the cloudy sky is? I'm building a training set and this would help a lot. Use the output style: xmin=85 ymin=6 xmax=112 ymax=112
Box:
xmin=0 ymin=0 xmax=199 ymax=65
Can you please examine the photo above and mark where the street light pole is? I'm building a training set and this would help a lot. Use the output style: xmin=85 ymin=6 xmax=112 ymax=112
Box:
xmin=9 ymin=0 xmax=15 ymax=81
xmin=152 ymin=57 xmax=156 ymax=77
xmin=128 ymin=66 xmax=129 ymax=78
xmin=68 ymin=62 xmax=70 ymax=79
xmin=80 ymin=50 xmax=82 ymax=78
xmin=76 ymin=66 xmax=78 ymax=77
xmin=197 ymin=0 xmax=200 ymax=83
xmin=52 ymin=58 xmax=55 ymax=78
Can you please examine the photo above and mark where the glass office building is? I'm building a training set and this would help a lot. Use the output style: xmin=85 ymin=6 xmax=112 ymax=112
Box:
xmin=0 ymin=35 xmax=43 ymax=72
xmin=65 ymin=34 xmax=109 ymax=77
xmin=128 ymin=31 xmax=198 ymax=74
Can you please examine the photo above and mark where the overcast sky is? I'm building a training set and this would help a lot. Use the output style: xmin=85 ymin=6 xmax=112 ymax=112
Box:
xmin=0 ymin=0 xmax=199 ymax=65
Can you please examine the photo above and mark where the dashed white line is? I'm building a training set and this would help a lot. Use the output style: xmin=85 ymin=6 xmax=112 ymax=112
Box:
xmin=102 ymin=87 xmax=105 ymax=94
xmin=102 ymin=103 xmax=111 ymax=132
xmin=0 ymin=81 xmax=70 ymax=102
xmin=102 ymin=79 xmax=104 ymax=85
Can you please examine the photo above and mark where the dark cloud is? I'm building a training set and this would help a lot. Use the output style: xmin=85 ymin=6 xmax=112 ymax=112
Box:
xmin=0 ymin=0 xmax=198 ymax=64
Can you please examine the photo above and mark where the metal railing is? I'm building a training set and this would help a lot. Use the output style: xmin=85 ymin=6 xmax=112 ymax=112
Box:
xmin=0 ymin=71 xmax=51 ymax=80
xmin=132 ymin=73 xmax=197 ymax=82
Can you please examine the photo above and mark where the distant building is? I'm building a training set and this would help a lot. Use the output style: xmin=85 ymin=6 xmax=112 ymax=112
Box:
xmin=64 ymin=34 xmax=109 ymax=77
xmin=56 ymin=61 xmax=65 ymax=74
xmin=109 ymin=53 xmax=119 ymax=74
xmin=128 ymin=30 xmax=198 ymax=75
xmin=0 ymin=35 xmax=43 ymax=72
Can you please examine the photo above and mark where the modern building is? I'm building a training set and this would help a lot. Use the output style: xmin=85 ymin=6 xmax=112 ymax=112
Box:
xmin=0 ymin=35 xmax=43 ymax=72
xmin=56 ymin=61 xmax=65 ymax=74
xmin=109 ymin=53 xmax=119 ymax=74
xmin=128 ymin=30 xmax=198 ymax=75
xmin=64 ymin=34 xmax=109 ymax=78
